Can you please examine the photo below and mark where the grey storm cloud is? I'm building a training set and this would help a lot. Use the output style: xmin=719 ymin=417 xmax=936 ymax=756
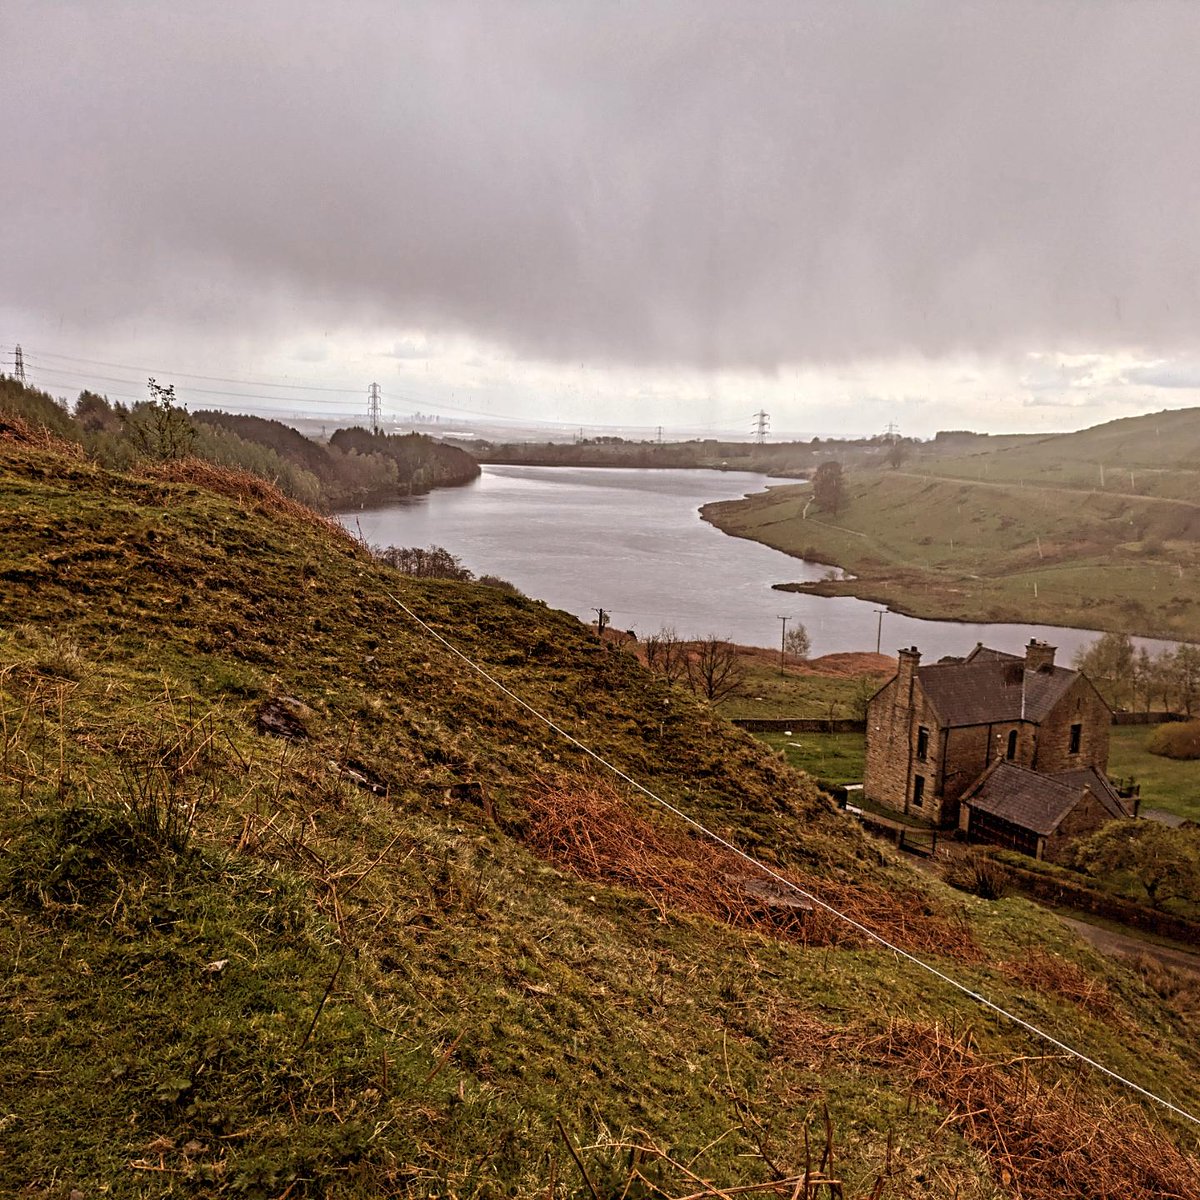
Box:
xmin=1122 ymin=363 xmax=1200 ymax=390
xmin=4 ymin=0 xmax=1200 ymax=372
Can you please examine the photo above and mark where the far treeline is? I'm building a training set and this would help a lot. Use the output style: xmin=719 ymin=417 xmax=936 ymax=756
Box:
xmin=460 ymin=429 xmax=1028 ymax=478
xmin=0 ymin=376 xmax=479 ymax=511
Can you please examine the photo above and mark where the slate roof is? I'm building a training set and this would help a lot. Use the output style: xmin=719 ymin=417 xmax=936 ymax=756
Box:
xmin=1048 ymin=767 xmax=1132 ymax=821
xmin=916 ymin=656 xmax=1079 ymax=728
xmin=963 ymin=761 xmax=1130 ymax=836
xmin=962 ymin=762 xmax=1090 ymax=836
xmin=964 ymin=644 xmax=1021 ymax=664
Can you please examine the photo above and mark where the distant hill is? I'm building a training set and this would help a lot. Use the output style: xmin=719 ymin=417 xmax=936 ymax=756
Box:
xmin=923 ymin=406 xmax=1200 ymax=502
xmin=1 ymin=420 xmax=1198 ymax=1195
xmin=194 ymin=410 xmax=480 ymax=508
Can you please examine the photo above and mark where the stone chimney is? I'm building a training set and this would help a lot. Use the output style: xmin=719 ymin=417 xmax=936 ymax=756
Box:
xmin=1024 ymin=639 xmax=1056 ymax=672
xmin=896 ymin=646 xmax=921 ymax=705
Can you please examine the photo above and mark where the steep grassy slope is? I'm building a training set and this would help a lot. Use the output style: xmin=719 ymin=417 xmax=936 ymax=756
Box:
xmin=3 ymin=423 xmax=1200 ymax=1197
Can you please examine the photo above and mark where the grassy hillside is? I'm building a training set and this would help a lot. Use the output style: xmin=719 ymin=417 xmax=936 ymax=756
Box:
xmin=921 ymin=406 xmax=1200 ymax=502
xmin=3 ymin=419 xmax=1200 ymax=1197
xmin=704 ymin=410 xmax=1200 ymax=641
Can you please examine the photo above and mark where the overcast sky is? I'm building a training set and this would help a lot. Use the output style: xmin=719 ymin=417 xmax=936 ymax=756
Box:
xmin=3 ymin=1 xmax=1200 ymax=438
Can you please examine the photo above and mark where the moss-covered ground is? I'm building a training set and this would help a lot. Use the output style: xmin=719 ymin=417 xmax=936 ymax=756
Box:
xmin=2 ymin=428 xmax=1199 ymax=1197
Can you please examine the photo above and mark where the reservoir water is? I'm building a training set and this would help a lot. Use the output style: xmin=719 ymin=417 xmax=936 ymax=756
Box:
xmin=340 ymin=465 xmax=1165 ymax=661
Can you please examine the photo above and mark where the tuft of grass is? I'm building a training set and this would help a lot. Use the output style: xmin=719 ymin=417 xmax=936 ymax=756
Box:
xmin=945 ymin=850 xmax=1012 ymax=901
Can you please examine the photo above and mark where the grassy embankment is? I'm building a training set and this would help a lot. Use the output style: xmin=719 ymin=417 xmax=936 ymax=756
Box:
xmin=714 ymin=647 xmax=893 ymax=723
xmin=703 ymin=407 xmax=1200 ymax=643
xmin=3 ymin=420 xmax=1200 ymax=1196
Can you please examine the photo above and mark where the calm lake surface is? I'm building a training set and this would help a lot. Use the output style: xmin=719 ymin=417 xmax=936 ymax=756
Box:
xmin=341 ymin=465 xmax=1159 ymax=660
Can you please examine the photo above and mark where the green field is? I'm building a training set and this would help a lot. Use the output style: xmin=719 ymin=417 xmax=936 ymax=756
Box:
xmin=1107 ymin=725 xmax=1200 ymax=822
xmin=753 ymin=730 xmax=867 ymax=787
xmin=703 ymin=408 xmax=1200 ymax=642
xmin=920 ymin=407 xmax=1200 ymax=503
xmin=716 ymin=654 xmax=881 ymax=720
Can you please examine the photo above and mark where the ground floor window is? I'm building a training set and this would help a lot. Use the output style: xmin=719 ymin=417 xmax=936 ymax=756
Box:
xmin=912 ymin=775 xmax=926 ymax=807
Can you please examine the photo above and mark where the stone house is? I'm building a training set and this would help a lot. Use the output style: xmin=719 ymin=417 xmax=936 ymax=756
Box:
xmin=957 ymin=761 xmax=1130 ymax=862
xmin=864 ymin=639 xmax=1128 ymax=853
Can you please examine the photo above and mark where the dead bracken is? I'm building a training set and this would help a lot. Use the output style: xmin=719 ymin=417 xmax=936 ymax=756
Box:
xmin=520 ymin=775 xmax=979 ymax=958
xmin=867 ymin=1019 xmax=1200 ymax=1200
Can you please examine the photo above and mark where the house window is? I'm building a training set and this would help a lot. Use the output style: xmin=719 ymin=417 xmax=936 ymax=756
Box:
xmin=912 ymin=775 xmax=926 ymax=807
xmin=1069 ymin=723 xmax=1082 ymax=755
xmin=1006 ymin=729 xmax=1017 ymax=760
xmin=916 ymin=726 xmax=930 ymax=761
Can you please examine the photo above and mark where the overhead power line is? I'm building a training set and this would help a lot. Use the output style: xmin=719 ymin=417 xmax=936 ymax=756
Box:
xmin=2 ymin=342 xmax=770 ymax=436
xmin=380 ymin=586 xmax=1200 ymax=1131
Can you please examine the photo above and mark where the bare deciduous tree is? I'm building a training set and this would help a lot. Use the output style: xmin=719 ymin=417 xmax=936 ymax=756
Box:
xmin=643 ymin=626 xmax=689 ymax=684
xmin=685 ymin=636 xmax=746 ymax=703
xmin=374 ymin=544 xmax=473 ymax=580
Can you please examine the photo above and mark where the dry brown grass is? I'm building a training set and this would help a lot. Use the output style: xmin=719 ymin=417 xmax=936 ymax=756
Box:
xmin=869 ymin=1019 xmax=1200 ymax=1200
xmin=1132 ymin=953 xmax=1200 ymax=1030
xmin=0 ymin=411 xmax=86 ymax=458
xmin=1000 ymin=948 xmax=1124 ymax=1023
xmin=520 ymin=775 xmax=978 ymax=959
xmin=138 ymin=456 xmax=357 ymax=544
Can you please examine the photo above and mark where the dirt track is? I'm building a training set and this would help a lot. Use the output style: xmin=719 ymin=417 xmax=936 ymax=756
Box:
xmin=1061 ymin=916 xmax=1200 ymax=977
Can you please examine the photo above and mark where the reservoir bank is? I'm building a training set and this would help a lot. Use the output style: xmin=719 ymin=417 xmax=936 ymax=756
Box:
xmin=339 ymin=465 xmax=1171 ymax=660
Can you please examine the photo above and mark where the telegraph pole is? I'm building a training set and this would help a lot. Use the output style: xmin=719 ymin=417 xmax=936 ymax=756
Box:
xmin=13 ymin=345 xmax=26 ymax=385
xmin=874 ymin=608 xmax=887 ymax=655
xmin=777 ymin=615 xmax=790 ymax=674
xmin=592 ymin=608 xmax=609 ymax=636
xmin=367 ymin=382 xmax=382 ymax=435
xmin=752 ymin=410 xmax=770 ymax=444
